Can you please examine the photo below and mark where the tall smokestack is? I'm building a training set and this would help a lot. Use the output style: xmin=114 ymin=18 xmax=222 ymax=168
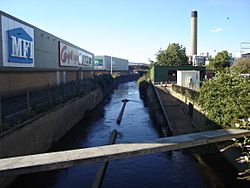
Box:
xmin=191 ymin=10 xmax=198 ymax=55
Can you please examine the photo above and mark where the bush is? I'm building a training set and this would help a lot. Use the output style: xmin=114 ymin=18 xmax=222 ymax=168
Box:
xmin=137 ymin=75 xmax=149 ymax=98
xmin=198 ymin=68 xmax=250 ymax=128
xmin=172 ymin=84 xmax=199 ymax=101
xmin=95 ymin=74 xmax=113 ymax=90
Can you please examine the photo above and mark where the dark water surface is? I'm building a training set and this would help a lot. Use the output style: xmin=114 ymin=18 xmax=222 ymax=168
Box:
xmin=10 ymin=81 xmax=249 ymax=188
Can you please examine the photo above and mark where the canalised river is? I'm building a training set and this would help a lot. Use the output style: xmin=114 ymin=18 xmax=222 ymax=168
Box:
xmin=10 ymin=81 xmax=249 ymax=188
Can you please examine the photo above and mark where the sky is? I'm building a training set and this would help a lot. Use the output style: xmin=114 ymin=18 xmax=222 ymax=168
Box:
xmin=0 ymin=0 xmax=249 ymax=63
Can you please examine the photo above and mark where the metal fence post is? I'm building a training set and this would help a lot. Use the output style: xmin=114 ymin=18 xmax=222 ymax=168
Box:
xmin=0 ymin=96 xmax=3 ymax=132
xmin=47 ymin=84 xmax=51 ymax=106
xmin=61 ymin=83 xmax=65 ymax=101
xmin=27 ymin=88 xmax=31 ymax=111
xmin=82 ymin=79 xmax=86 ymax=95
xmin=71 ymin=81 xmax=74 ymax=96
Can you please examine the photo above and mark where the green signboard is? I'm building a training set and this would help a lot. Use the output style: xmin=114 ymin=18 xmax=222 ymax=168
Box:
xmin=95 ymin=58 xmax=103 ymax=66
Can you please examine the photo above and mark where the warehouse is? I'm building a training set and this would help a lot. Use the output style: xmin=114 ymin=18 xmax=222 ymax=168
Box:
xmin=149 ymin=65 xmax=206 ymax=84
xmin=94 ymin=55 xmax=129 ymax=75
xmin=0 ymin=11 xmax=94 ymax=96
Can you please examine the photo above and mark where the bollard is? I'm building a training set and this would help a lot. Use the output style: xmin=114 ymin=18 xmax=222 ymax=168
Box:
xmin=116 ymin=99 xmax=129 ymax=124
xmin=92 ymin=129 xmax=118 ymax=188
xmin=0 ymin=96 xmax=3 ymax=132
xmin=26 ymin=88 xmax=31 ymax=111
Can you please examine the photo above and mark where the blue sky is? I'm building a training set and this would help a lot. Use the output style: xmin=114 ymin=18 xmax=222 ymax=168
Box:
xmin=1 ymin=0 xmax=249 ymax=63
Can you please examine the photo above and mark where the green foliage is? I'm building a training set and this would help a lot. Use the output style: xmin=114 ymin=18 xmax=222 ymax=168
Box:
xmin=95 ymin=74 xmax=113 ymax=90
xmin=233 ymin=58 xmax=250 ymax=73
xmin=137 ymin=75 xmax=149 ymax=98
xmin=198 ymin=68 xmax=250 ymax=128
xmin=220 ymin=135 xmax=250 ymax=180
xmin=207 ymin=50 xmax=230 ymax=71
xmin=155 ymin=43 xmax=189 ymax=66
xmin=172 ymin=84 xmax=199 ymax=101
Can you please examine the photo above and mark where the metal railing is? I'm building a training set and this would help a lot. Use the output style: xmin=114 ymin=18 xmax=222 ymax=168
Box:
xmin=0 ymin=79 xmax=97 ymax=132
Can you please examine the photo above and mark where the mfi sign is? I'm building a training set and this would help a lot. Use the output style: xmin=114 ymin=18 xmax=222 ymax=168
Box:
xmin=8 ymin=28 xmax=34 ymax=64
xmin=1 ymin=15 xmax=35 ymax=67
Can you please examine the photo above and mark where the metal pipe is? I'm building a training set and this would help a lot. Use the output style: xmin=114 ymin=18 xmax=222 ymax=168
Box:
xmin=92 ymin=129 xmax=118 ymax=188
xmin=116 ymin=99 xmax=129 ymax=124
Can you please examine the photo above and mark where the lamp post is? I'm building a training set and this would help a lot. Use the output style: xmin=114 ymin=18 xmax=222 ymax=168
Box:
xmin=110 ymin=56 xmax=113 ymax=75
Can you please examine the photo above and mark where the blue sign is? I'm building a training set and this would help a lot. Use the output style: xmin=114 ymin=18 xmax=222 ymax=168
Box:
xmin=8 ymin=28 xmax=34 ymax=64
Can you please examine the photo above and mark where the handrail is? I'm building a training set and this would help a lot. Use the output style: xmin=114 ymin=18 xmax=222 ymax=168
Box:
xmin=0 ymin=129 xmax=249 ymax=176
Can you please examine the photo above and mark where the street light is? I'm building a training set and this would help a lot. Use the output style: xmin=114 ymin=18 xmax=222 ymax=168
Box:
xmin=111 ymin=56 xmax=113 ymax=75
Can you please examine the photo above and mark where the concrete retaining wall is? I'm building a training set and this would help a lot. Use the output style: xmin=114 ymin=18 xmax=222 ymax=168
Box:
xmin=164 ymin=87 xmax=248 ymax=174
xmin=145 ymin=84 xmax=170 ymax=136
xmin=0 ymin=88 xmax=103 ymax=187
xmin=0 ymin=88 xmax=103 ymax=158
xmin=166 ymin=87 xmax=207 ymax=131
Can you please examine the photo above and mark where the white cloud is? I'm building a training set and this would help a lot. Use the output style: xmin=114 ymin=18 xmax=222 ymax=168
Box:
xmin=211 ymin=27 xmax=223 ymax=33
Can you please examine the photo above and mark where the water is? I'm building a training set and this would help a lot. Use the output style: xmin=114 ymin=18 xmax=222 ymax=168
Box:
xmin=10 ymin=81 xmax=249 ymax=188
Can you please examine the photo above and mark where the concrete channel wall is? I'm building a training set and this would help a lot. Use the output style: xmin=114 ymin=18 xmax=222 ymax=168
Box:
xmin=0 ymin=74 xmax=139 ymax=187
xmin=159 ymin=86 xmax=248 ymax=174
xmin=0 ymin=88 xmax=103 ymax=187
xmin=0 ymin=88 xmax=103 ymax=158
xmin=145 ymin=84 xmax=171 ymax=136
xmin=165 ymin=87 xmax=207 ymax=130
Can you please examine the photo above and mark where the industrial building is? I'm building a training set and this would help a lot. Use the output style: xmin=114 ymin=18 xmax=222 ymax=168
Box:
xmin=128 ymin=62 xmax=149 ymax=74
xmin=241 ymin=53 xmax=250 ymax=59
xmin=177 ymin=70 xmax=200 ymax=90
xmin=0 ymin=11 xmax=94 ymax=96
xmin=94 ymin=55 xmax=129 ymax=74
xmin=149 ymin=65 xmax=205 ymax=84
xmin=192 ymin=55 xmax=209 ymax=66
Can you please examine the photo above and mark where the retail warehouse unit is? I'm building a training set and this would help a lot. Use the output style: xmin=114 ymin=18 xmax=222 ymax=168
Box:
xmin=94 ymin=55 xmax=129 ymax=75
xmin=0 ymin=11 xmax=94 ymax=96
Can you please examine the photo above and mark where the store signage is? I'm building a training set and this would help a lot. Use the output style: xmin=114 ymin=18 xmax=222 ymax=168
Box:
xmin=95 ymin=58 xmax=103 ymax=66
xmin=1 ymin=15 xmax=35 ymax=67
xmin=94 ymin=58 xmax=104 ymax=70
xmin=8 ymin=28 xmax=34 ymax=63
xmin=59 ymin=42 xmax=93 ymax=68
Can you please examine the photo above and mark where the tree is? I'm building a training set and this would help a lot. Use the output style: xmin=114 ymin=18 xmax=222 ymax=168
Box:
xmin=207 ymin=50 xmax=230 ymax=71
xmin=155 ymin=43 xmax=189 ymax=66
xmin=198 ymin=68 xmax=250 ymax=128
xmin=233 ymin=58 xmax=250 ymax=73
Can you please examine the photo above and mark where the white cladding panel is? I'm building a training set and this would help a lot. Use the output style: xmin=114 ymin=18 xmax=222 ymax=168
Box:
xmin=177 ymin=70 xmax=200 ymax=90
